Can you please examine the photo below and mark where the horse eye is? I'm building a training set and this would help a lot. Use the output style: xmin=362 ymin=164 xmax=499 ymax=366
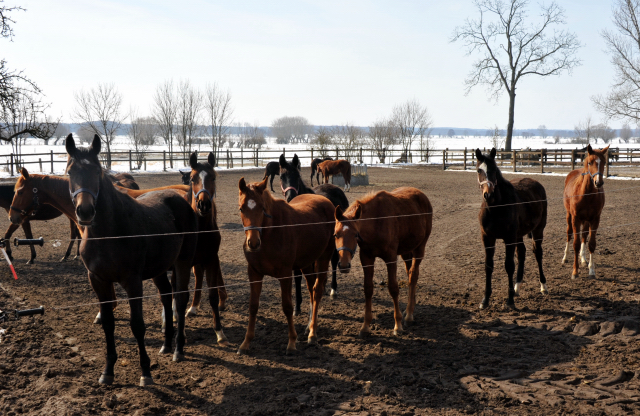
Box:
xmin=239 ymin=208 xmax=243 ymax=213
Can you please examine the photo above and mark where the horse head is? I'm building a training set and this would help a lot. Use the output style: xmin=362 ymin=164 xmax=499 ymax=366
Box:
xmin=9 ymin=168 xmax=40 ymax=225
xmin=238 ymin=176 xmax=271 ymax=251
xmin=65 ymin=134 xmax=102 ymax=226
xmin=475 ymin=148 xmax=498 ymax=203
xmin=279 ymin=154 xmax=301 ymax=202
xmin=189 ymin=152 xmax=217 ymax=216
xmin=334 ymin=204 xmax=363 ymax=274
xmin=583 ymin=144 xmax=610 ymax=188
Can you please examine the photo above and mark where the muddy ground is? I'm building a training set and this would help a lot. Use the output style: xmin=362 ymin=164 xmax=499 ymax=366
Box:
xmin=0 ymin=165 xmax=639 ymax=415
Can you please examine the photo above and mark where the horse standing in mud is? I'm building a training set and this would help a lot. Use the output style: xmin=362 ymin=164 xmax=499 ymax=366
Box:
xmin=279 ymin=154 xmax=348 ymax=315
xmin=333 ymin=187 xmax=432 ymax=336
xmin=237 ymin=176 xmax=335 ymax=353
xmin=562 ymin=144 xmax=609 ymax=278
xmin=317 ymin=159 xmax=352 ymax=191
xmin=65 ymin=134 xmax=197 ymax=386
xmin=475 ymin=148 xmax=548 ymax=309
xmin=310 ymin=157 xmax=333 ymax=186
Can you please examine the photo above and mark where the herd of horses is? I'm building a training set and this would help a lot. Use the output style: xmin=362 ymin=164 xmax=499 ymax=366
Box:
xmin=3 ymin=133 xmax=611 ymax=387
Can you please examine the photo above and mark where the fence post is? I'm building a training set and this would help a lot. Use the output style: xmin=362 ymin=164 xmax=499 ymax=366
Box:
xmin=311 ymin=148 xmax=314 ymax=161
xmin=129 ymin=150 xmax=132 ymax=171
xmin=359 ymin=147 xmax=363 ymax=163
xmin=463 ymin=147 xmax=467 ymax=170
xmin=255 ymin=149 xmax=258 ymax=167
xmin=38 ymin=158 xmax=42 ymax=172
xmin=231 ymin=151 xmax=234 ymax=169
xmin=241 ymin=147 xmax=244 ymax=167
xmin=540 ymin=149 xmax=545 ymax=174
xmin=336 ymin=147 xmax=339 ymax=159
xmin=144 ymin=159 xmax=147 ymax=171
xmin=571 ymin=149 xmax=576 ymax=171
xmin=227 ymin=150 xmax=230 ymax=169
xmin=606 ymin=149 xmax=610 ymax=177
xmin=442 ymin=149 xmax=446 ymax=170
xmin=10 ymin=153 xmax=13 ymax=176
xmin=163 ymin=150 xmax=166 ymax=171
xmin=50 ymin=150 xmax=54 ymax=173
xmin=512 ymin=150 xmax=516 ymax=172
xmin=283 ymin=147 xmax=285 ymax=158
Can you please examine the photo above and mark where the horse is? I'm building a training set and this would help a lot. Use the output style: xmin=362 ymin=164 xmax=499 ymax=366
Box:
xmin=263 ymin=161 xmax=280 ymax=192
xmin=573 ymin=146 xmax=617 ymax=164
xmin=310 ymin=157 xmax=332 ymax=186
xmin=65 ymin=134 xmax=198 ymax=385
xmin=179 ymin=169 xmax=191 ymax=185
xmin=333 ymin=187 xmax=432 ymax=336
xmin=279 ymin=153 xmax=348 ymax=316
xmin=317 ymin=159 xmax=351 ymax=191
xmin=1 ymin=183 xmax=78 ymax=264
xmin=475 ymin=148 xmax=548 ymax=309
xmin=562 ymin=144 xmax=610 ymax=278
xmin=107 ymin=171 xmax=140 ymax=190
xmin=237 ymin=176 xmax=335 ymax=353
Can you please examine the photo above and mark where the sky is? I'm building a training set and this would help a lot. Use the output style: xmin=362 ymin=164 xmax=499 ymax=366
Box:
xmin=3 ymin=0 xmax=622 ymax=130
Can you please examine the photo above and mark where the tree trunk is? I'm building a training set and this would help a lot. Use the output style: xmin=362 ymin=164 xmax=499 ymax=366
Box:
xmin=505 ymin=91 xmax=516 ymax=151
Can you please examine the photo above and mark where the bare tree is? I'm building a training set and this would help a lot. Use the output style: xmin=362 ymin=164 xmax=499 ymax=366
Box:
xmin=332 ymin=123 xmax=365 ymax=161
xmin=153 ymin=80 xmax=178 ymax=168
xmin=176 ymin=80 xmax=202 ymax=163
xmin=452 ymin=0 xmax=581 ymax=151
xmin=593 ymin=123 xmax=616 ymax=144
xmin=53 ymin=123 xmax=70 ymax=145
xmin=271 ymin=116 xmax=313 ymax=144
xmin=204 ymin=83 xmax=233 ymax=166
xmin=72 ymin=83 xmax=124 ymax=168
xmin=76 ymin=123 xmax=95 ymax=145
xmin=243 ymin=122 xmax=266 ymax=149
xmin=620 ymin=122 xmax=632 ymax=143
xmin=127 ymin=108 xmax=157 ymax=169
xmin=574 ymin=116 xmax=595 ymax=145
xmin=538 ymin=124 xmax=548 ymax=139
xmin=368 ymin=118 xmax=397 ymax=163
xmin=490 ymin=125 xmax=505 ymax=149
xmin=391 ymin=99 xmax=433 ymax=160
xmin=311 ymin=126 xmax=334 ymax=158
xmin=592 ymin=1 xmax=640 ymax=123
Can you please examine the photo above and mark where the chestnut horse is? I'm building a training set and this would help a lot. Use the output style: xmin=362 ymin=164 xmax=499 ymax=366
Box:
xmin=475 ymin=148 xmax=548 ymax=309
xmin=333 ymin=187 xmax=432 ymax=336
xmin=65 ymin=134 xmax=197 ymax=385
xmin=279 ymin=153 xmax=348 ymax=315
xmin=562 ymin=144 xmax=610 ymax=278
xmin=310 ymin=157 xmax=332 ymax=186
xmin=238 ymin=176 xmax=335 ymax=353
xmin=318 ymin=159 xmax=352 ymax=191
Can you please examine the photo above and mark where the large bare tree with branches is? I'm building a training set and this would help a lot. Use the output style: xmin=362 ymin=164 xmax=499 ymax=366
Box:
xmin=368 ymin=118 xmax=397 ymax=163
xmin=72 ymin=83 xmax=124 ymax=168
xmin=391 ymin=99 xmax=433 ymax=160
xmin=204 ymin=83 xmax=233 ymax=166
xmin=153 ymin=80 xmax=178 ymax=168
xmin=592 ymin=0 xmax=640 ymax=124
xmin=452 ymin=0 xmax=581 ymax=151
xmin=176 ymin=80 xmax=202 ymax=163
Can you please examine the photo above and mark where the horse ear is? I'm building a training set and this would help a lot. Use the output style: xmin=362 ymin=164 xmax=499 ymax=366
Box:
xmin=238 ymin=177 xmax=247 ymax=192
xmin=292 ymin=154 xmax=300 ymax=170
xmin=354 ymin=203 xmax=362 ymax=220
xmin=489 ymin=148 xmax=496 ymax=159
xmin=335 ymin=205 xmax=345 ymax=221
xmin=256 ymin=176 xmax=268 ymax=192
xmin=208 ymin=152 xmax=216 ymax=166
xmin=587 ymin=144 xmax=594 ymax=155
xmin=475 ymin=148 xmax=484 ymax=161
xmin=21 ymin=167 xmax=29 ymax=179
xmin=189 ymin=152 xmax=198 ymax=169
xmin=65 ymin=134 xmax=77 ymax=155
xmin=90 ymin=135 xmax=101 ymax=155
xmin=279 ymin=154 xmax=288 ymax=168
xmin=602 ymin=144 xmax=610 ymax=154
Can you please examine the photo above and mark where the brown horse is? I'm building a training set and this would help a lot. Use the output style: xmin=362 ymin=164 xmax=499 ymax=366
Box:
xmin=562 ymin=144 xmax=609 ymax=278
xmin=310 ymin=157 xmax=332 ymax=186
xmin=333 ymin=187 xmax=432 ymax=336
xmin=318 ymin=159 xmax=352 ymax=191
xmin=476 ymin=148 xmax=548 ymax=309
xmin=237 ymin=176 xmax=335 ymax=353
xmin=65 ymin=134 xmax=197 ymax=385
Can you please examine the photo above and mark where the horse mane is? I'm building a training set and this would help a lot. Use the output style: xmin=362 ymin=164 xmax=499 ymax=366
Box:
xmin=344 ymin=190 xmax=379 ymax=218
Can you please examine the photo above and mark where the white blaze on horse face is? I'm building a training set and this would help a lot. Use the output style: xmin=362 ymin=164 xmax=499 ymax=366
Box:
xmin=247 ymin=199 xmax=256 ymax=210
xmin=343 ymin=225 xmax=349 ymax=231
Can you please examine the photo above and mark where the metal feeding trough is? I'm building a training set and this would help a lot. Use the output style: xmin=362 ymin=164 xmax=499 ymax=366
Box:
xmin=331 ymin=164 xmax=369 ymax=187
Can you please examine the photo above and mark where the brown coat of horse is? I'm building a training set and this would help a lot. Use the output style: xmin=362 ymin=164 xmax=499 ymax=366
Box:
xmin=562 ymin=144 xmax=609 ymax=278
xmin=333 ymin=187 xmax=432 ymax=336
xmin=237 ymin=176 xmax=335 ymax=353
xmin=317 ymin=159 xmax=352 ymax=191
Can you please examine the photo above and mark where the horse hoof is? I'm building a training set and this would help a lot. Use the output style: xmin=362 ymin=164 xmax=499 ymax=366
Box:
xmin=93 ymin=317 xmax=102 ymax=325
xmin=479 ymin=300 xmax=489 ymax=310
xmin=139 ymin=376 xmax=154 ymax=387
xmin=358 ymin=330 xmax=370 ymax=338
xmin=26 ymin=260 xmax=34 ymax=265
xmin=293 ymin=308 xmax=301 ymax=317
xmin=158 ymin=345 xmax=171 ymax=355
xmin=404 ymin=316 xmax=414 ymax=326
xmin=237 ymin=348 xmax=249 ymax=356
xmin=185 ymin=307 xmax=197 ymax=317
xmin=218 ymin=303 xmax=226 ymax=312
xmin=506 ymin=301 xmax=516 ymax=310
xmin=59 ymin=257 xmax=68 ymax=262
xmin=172 ymin=352 xmax=184 ymax=362
xmin=286 ymin=347 xmax=297 ymax=355
xmin=571 ymin=274 xmax=578 ymax=280
xmin=308 ymin=336 xmax=318 ymax=345
xmin=99 ymin=374 xmax=114 ymax=385
xmin=541 ymin=289 xmax=549 ymax=295
xmin=330 ymin=290 xmax=337 ymax=300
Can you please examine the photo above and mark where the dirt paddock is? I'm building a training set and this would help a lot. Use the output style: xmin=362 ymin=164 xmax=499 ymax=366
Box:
xmin=1 ymin=165 xmax=640 ymax=415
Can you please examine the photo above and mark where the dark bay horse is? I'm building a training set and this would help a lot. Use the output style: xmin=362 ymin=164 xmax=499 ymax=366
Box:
xmin=562 ymin=144 xmax=609 ymax=278
xmin=263 ymin=161 xmax=280 ymax=192
xmin=475 ymin=148 xmax=548 ymax=309
xmin=279 ymin=153 xmax=348 ymax=315
xmin=2 ymin=182 xmax=78 ymax=263
xmin=333 ymin=187 xmax=432 ymax=336
xmin=65 ymin=134 xmax=197 ymax=386
xmin=310 ymin=157 xmax=332 ymax=186
xmin=238 ymin=176 xmax=335 ymax=353
xmin=318 ymin=159 xmax=352 ymax=191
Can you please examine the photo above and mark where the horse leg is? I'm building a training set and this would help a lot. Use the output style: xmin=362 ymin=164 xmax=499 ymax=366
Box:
xmin=153 ymin=272 xmax=174 ymax=355
xmin=93 ymin=282 xmax=117 ymax=325
xmin=238 ymin=266 xmax=263 ymax=355
xmin=480 ymin=235 xmax=496 ymax=309
xmin=587 ymin=219 xmax=600 ymax=276
xmin=514 ymin=237 xmax=525 ymax=296
xmin=403 ymin=250 xmax=423 ymax=325
xmin=330 ymin=249 xmax=339 ymax=299
xmin=187 ymin=265 xmax=203 ymax=317
xmin=172 ymin=260 xmax=191 ymax=362
xmin=301 ymin=265 xmax=316 ymax=336
xmin=307 ymin=259 xmax=329 ymax=344
xmin=561 ymin=212 xmax=572 ymax=264
xmin=61 ymin=219 xmax=76 ymax=262
xmin=571 ymin=217 xmax=582 ymax=279
xmin=579 ymin=222 xmax=589 ymax=267
xmin=531 ymin=230 xmax=548 ymax=294
xmin=293 ymin=269 xmax=302 ymax=316
xmin=385 ymin=258 xmax=403 ymax=335
xmin=270 ymin=174 xmax=275 ymax=192
xmin=2 ymin=222 xmax=19 ymax=261
xmin=122 ymin=278 xmax=154 ymax=386
xmin=310 ymin=168 xmax=314 ymax=186
xmin=359 ymin=254 xmax=376 ymax=338
xmin=213 ymin=254 xmax=228 ymax=311
xmin=505 ymin=237 xmax=517 ymax=308
xmin=21 ymin=221 xmax=37 ymax=264
xmin=400 ymin=253 xmax=413 ymax=321
xmin=279 ymin=272 xmax=298 ymax=354
xmin=88 ymin=272 xmax=118 ymax=385
xmin=205 ymin=264 xmax=228 ymax=346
